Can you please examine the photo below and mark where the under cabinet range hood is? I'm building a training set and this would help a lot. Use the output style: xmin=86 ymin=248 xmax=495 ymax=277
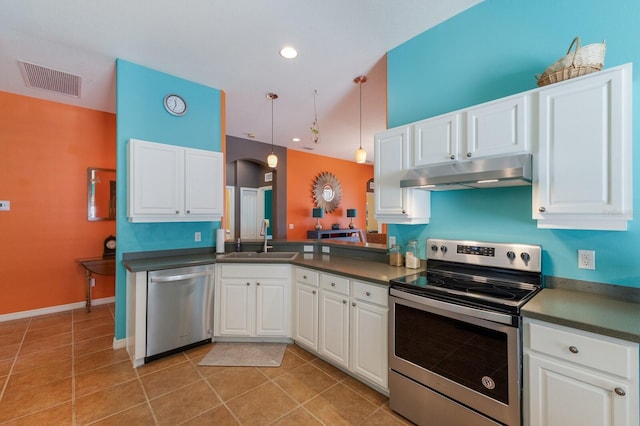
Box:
xmin=400 ymin=153 xmax=533 ymax=190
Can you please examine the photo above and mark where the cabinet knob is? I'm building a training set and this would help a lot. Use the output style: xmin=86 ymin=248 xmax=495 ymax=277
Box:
xmin=312 ymin=290 xmax=316 ymax=295
xmin=569 ymin=346 xmax=579 ymax=354
xmin=246 ymin=282 xmax=250 ymax=286
xmin=303 ymin=275 xmax=307 ymax=279
xmin=256 ymin=282 xmax=260 ymax=286
xmin=331 ymin=282 xmax=336 ymax=287
xmin=175 ymin=210 xmax=180 ymax=214
xmin=186 ymin=210 xmax=190 ymax=214
xmin=466 ymin=152 xmax=472 ymax=158
xmin=538 ymin=206 xmax=546 ymax=213
xmin=615 ymin=387 xmax=626 ymax=396
xmin=352 ymin=302 xmax=356 ymax=307
xmin=342 ymin=300 xmax=347 ymax=304
xmin=401 ymin=209 xmax=406 ymax=214
xmin=365 ymin=291 xmax=371 ymax=296
xmin=449 ymin=154 xmax=456 ymax=160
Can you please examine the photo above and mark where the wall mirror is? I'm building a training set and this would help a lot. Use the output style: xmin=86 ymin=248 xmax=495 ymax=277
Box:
xmin=88 ymin=167 xmax=116 ymax=221
xmin=312 ymin=171 xmax=342 ymax=213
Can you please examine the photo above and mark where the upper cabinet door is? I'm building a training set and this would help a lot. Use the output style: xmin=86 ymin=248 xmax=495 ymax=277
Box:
xmin=466 ymin=94 xmax=530 ymax=159
xmin=184 ymin=148 xmax=223 ymax=217
xmin=534 ymin=63 xmax=632 ymax=230
xmin=374 ymin=126 xmax=410 ymax=217
xmin=129 ymin=139 xmax=183 ymax=217
xmin=412 ymin=113 xmax=461 ymax=167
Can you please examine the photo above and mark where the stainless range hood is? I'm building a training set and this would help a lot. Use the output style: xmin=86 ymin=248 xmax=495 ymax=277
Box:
xmin=400 ymin=153 xmax=532 ymax=190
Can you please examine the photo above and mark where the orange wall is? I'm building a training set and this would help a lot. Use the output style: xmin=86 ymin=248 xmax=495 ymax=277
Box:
xmin=286 ymin=149 xmax=374 ymax=239
xmin=0 ymin=92 xmax=116 ymax=315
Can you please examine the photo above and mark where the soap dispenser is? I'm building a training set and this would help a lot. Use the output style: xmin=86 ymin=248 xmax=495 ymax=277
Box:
xmin=236 ymin=238 xmax=242 ymax=252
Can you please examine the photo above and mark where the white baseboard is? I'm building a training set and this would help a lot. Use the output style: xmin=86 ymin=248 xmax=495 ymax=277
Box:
xmin=0 ymin=296 xmax=116 ymax=322
xmin=113 ymin=337 xmax=126 ymax=349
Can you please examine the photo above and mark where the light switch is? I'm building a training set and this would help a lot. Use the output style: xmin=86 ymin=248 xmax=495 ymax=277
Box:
xmin=0 ymin=200 xmax=10 ymax=211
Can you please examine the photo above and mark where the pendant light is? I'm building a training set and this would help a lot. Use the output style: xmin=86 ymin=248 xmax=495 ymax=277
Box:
xmin=266 ymin=92 xmax=278 ymax=168
xmin=354 ymin=75 xmax=367 ymax=164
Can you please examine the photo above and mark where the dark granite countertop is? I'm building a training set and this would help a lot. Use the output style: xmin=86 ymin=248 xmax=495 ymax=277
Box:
xmin=522 ymin=288 xmax=640 ymax=343
xmin=122 ymin=248 xmax=421 ymax=286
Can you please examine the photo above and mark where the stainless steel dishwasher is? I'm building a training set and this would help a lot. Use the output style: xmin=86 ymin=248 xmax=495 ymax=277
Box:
xmin=146 ymin=264 xmax=214 ymax=362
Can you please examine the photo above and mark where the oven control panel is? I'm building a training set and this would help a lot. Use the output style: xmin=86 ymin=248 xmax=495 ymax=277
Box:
xmin=427 ymin=238 xmax=541 ymax=272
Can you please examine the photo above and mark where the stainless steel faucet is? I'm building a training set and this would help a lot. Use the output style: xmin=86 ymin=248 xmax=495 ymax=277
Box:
xmin=260 ymin=219 xmax=272 ymax=252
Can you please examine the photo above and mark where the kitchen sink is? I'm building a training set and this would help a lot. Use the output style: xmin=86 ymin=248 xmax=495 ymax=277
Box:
xmin=216 ymin=251 xmax=298 ymax=263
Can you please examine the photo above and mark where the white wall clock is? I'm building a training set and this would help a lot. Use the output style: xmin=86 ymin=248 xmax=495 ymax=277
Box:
xmin=163 ymin=94 xmax=187 ymax=116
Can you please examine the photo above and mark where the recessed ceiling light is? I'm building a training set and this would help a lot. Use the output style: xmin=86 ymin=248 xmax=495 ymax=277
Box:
xmin=280 ymin=46 xmax=298 ymax=59
xmin=292 ymin=137 xmax=301 ymax=142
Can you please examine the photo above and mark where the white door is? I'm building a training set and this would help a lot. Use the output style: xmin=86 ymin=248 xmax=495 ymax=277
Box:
xmin=184 ymin=149 xmax=223 ymax=216
xmin=351 ymin=300 xmax=388 ymax=388
xmin=526 ymin=353 xmax=630 ymax=426
xmin=295 ymin=282 xmax=318 ymax=350
xmin=319 ymin=290 xmax=349 ymax=368
xmin=240 ymin=187 xmax=258 ymax=239
xmin=218 ymin=279 xmax=253 ymax=336
xmin=255 ymin=278 xmax=288 ymax=336
xmin=374 ymin=126 xmax=409 ymax=217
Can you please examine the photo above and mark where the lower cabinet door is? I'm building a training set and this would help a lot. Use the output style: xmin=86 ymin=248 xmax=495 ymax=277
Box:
xmin=218 ymin=279 xmax=253 ymax=336
xmin=255 ymin=279 xmax=288 ymax=336
xmin=295 ymin=282 xmax=318 ymax=351
xmin=526 ymin=353 xmax=631 ymax=426
xmin=319 ymin=289 xmax=349 ymax=368
xmin=351 ymin=300 xmax=388 ymax=389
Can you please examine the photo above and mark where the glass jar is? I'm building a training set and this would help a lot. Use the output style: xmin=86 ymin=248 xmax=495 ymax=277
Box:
xmin=389 ymin=244 xmax=403 ymax=266
xmin=405 ymin=240 xmax=420 ymax=269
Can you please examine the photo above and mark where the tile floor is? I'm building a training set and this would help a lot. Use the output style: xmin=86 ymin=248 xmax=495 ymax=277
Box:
xmin=0 ymin=304 xmax=413 ymax=425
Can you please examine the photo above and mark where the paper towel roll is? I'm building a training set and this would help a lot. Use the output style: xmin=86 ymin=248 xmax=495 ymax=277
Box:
xmin=216 ymin=229 xmax=226 ymax=254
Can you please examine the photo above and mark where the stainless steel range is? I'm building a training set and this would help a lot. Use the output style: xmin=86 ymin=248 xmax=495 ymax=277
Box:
xmin=388 ymin=238 xmax=542 ymax=426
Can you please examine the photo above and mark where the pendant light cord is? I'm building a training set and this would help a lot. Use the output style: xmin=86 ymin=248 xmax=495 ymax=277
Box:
xmin=358 ymin=81 xmax=362 ymax=150
xmin=271 ymin=96 xmax=274 ymax=153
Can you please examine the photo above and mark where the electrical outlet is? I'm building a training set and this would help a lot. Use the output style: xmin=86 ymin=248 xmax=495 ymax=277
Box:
xmin=389 ymin=236 xmax=396 ymax=247
xmin=578 ymin=250 xmax=595 ymax=270
xmin=322 ymin=246 xmax=330 ymax=254
xmin=289 ymin=223 xmax=294 ymax=229
xmin=303 ymin=245 xmax=314 ymax=252
xmin=0 ymin=200 xmax=10 ymax=211
xmin=194 ymin=232 xmax=201 ymax=242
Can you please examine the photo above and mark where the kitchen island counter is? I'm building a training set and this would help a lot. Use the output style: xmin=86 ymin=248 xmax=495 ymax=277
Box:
xmin=522 ymin=288 xmax=640 ymax=343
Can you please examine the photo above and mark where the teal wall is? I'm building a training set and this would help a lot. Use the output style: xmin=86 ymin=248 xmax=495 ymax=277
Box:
xmin=115 ymin=59 xmax=222 ymax=338
xmin=386 ymin=0 xmax=640 ymax=287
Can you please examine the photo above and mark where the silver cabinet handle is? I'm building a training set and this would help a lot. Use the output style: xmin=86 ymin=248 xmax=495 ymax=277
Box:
xmin=256 ymin=282 xmax=260 ymax=286
xmin=303 ymin=275 xmax=307 ymax=279
xmin=539 ymin=206 xmax=546 ymax=213
xmin=312 ymin=290 xmax=316 ymax=294
xmin=246 ymin=282 xmax=250 ymax=286
xmin=176 ymin=210 xmax=180 ymax=214
xmin=342 ymin=300 xmax=347 ymax=304
xmin=615 ymin=387 xmax=626 ymax=396
xmin=401 ymin=209 xmax=406 ymax=214
xmin=365 ymin=291 xmax=371 ymax=296
xmin=352 ymin=302 xmax=356 ymax=307
xmin=466 ymin=152 xmax=472 ymax=157
xmin=331 ymin=282 xmax=336 ymax=287
xmin=569 ymin=346 xmax=579 ymax=354
xmin=449 ymin=154 xmax=456 ymax=160
xmin=186 ymin=210 xmax=190 ymax=214
xmin=150 ymin=271 xmax=212 ymax=282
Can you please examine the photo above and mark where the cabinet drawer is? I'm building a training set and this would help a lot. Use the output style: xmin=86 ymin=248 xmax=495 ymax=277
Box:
xmin=526 ymin=320 xmax=636 ymax=378
xmin=321 ymin=273 xmax=350 ymax=296
xmin=352 ymin=281 xmax=388 ymax=307
xmin=295 ymin=268 xmax=319 ymax=287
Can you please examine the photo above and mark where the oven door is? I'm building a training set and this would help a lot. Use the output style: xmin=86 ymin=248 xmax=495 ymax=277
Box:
xmin=389 ymin=289 xmax=521 ymax=426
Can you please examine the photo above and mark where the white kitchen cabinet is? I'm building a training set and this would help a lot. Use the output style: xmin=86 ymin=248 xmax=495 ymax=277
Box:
xmin=318 ymin=273 xmax=350 ymax=369
xmin=350 ymin=280 xmax=388 ymax=389
xmin=412 ymin=112 xmax=461 ymax=167
xmin=294 ymin=267 xmax=319 ymax=351
xmin=524 ymin=318 xmax=638 ymax=426
xmin=374 ymin=126 xmax=430 ymax=224
xmin=128 ymin=138 xmax=223 ymax=222
xmin=215 ymin=264 xmax=291 ymax=338
xmin=411 ymin=94 xmax=530 ymax=168
xmin=534 ymin=63 xmax=633 ymax=231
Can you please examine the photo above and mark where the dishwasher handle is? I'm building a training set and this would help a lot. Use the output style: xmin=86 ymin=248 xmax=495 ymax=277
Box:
xmin=149 ymin=270 xmax=212 ymax=283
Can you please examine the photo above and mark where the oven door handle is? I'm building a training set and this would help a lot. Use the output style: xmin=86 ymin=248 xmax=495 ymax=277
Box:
xmin=389 ymin=288 xmax=515 ymax=325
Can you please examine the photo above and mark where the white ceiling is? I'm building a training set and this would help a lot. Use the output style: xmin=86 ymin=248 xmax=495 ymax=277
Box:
xmin=0 ymin=0 xmax=481 ymax=163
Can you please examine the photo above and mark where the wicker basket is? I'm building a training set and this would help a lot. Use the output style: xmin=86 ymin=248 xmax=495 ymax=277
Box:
xmin=536 ymin=37 xmax=606 ymax=87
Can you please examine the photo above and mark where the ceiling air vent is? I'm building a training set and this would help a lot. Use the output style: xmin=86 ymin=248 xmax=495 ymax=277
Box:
xmin=18 ymin=60 xmax=81 ymax=98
